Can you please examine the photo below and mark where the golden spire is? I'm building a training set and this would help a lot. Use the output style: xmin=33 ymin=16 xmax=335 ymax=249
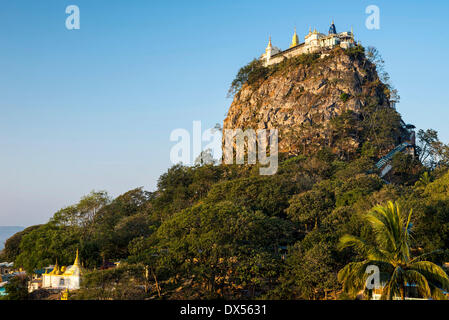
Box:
xmin=266 ymin=36 xmax=272 ymax=50
xmin=73 ymin=248 xmax=80 ymax=267
xmin=309 ymin=27 xmax=312 ymax=34
xmin=290 ymin=27 xmax=299 ymax=48
xmin=313 ymin=28 xmax=317 ymax=34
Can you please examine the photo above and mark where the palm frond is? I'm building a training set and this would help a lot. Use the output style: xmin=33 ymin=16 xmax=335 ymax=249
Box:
xmin=410 ymin=261 xmax=449 ymax=290
xmin=404 ymin=269 xmax=431 ymax=298
xmin=338 ymin=234 xmax=388 ymax=262
xmin=381 ymin=267 xmax=403 ymax=300
xmin=429 ymin=282 xmax=448 ymax=300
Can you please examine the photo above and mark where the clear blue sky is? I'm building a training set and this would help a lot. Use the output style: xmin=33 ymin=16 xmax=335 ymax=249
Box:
xmin=1 ymin=0 xmax=448 ymax=226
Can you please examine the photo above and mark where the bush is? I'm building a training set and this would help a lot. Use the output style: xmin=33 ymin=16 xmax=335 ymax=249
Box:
xmin=228 ymin=59 xmax=268 ymax=97
xmin=1 ymin=274 xmax=29 ymax=300
xmin=345 ymin=45 xmax=365 ymax=59
xmin=271 ymin=53 xmax=320 ymax=75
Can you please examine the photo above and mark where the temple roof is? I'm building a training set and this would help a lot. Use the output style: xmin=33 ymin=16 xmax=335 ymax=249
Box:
xmin=329 ymin=21 xmax=337 ymax=35
xmin=44 ymin=249 xmax=82 ymax=277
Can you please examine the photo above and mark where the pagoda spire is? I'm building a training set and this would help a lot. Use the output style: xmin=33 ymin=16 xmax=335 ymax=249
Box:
xmin=73 ymin=248 xmax=80 ymax=266
xmin=267 ymin=36 xmax=272 ymax=48
xmin=290 ymin=27 xmax=299 ymax=48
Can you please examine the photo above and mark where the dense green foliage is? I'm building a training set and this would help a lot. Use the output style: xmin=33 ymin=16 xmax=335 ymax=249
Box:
xmin=5 ymin=128 xmax=449 ymax=300
xmin=1 ymin=225 xmax=41 ymax=262
xmin=0 ymin=274 xmax=29 ymax=300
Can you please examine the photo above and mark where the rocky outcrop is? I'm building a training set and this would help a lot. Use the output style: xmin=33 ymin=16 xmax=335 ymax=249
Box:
xmin=223 ymin=48 xmax=399 ymax=157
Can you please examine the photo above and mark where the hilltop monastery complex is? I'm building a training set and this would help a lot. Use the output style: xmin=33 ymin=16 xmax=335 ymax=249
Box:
xmin=261 ymin=21 xmax=356 ymax=66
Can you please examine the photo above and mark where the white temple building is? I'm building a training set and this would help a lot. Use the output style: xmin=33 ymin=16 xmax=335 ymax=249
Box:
xmin=261 ymin=21 xmax=356 ymax=66
xmin=40 ymin=249 xmax=82 ymax=291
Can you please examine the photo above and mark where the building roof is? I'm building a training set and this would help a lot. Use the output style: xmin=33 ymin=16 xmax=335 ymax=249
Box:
xmin=0 ymin=262 xmax=14 ymax=267
xmin=329 ymin=21 xmax=337 ymax=35
xmin=270 ymin=42 xmax=305 ymax=59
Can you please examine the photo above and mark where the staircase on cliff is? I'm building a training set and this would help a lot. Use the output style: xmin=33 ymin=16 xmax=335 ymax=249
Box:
xmin=375 ymin=121 xmax=416 ymax=178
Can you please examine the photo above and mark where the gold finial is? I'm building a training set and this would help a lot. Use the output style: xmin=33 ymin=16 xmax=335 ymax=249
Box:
xmin=309 ymin=27 xmax=312 ymax=34
xmin=313 ymin=28 xmax=317 ymax=34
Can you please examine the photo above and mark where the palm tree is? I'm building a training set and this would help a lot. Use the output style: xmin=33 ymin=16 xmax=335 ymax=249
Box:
xmin=338 ymin=201 xmax=449 ymax=300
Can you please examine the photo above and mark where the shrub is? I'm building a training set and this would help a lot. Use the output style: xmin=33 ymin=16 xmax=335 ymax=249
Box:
xmin=228 ymin=59 xmax=268 ymax=97
xmin=345 ymin=45 xmax=365 ymax=59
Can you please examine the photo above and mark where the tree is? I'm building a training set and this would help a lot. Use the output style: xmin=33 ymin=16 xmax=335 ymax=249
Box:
xmin=416 ymin=129 xmax=449 ymax=169
xmin=72 ymin=263 xmax=147 ymax=300
xmin=1 ymin=225 xmax=42 ymax=262
xmin=92 ymin=188 xmax=154 ymax=261
xmin=287 ymin=184 xmax=335 ymax=231
xmin=228 ymin=59 xmax=268 ymax=97
xmin=153 ymin=201 xmax=294 ymax=298
xmin=194 ymin=148 xmax=216 ymax=166
xmin=338 ymin=201 xmax=449 ymax=300
xmin=14 ymin=224 xmax=80 ymax=273
xmin=275 ymin=241 xmax=339 ymax=299
xmin=206 ymin=175 xmax=301 ymax=218
xmin=51 ymin=190 xmax=110 ymax=230
xmin=366 ymin=46 xmax=399 ymax=103
xmin=1 ymin=274 xmax=29 ymax=300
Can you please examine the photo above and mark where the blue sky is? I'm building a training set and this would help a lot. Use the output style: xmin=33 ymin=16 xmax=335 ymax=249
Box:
xmin=1 ymin=0 xmax=448 ymax=226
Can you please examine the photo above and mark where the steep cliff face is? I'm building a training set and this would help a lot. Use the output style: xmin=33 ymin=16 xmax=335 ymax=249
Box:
xmin=224 ymin=47 xmax=402 ymax=157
